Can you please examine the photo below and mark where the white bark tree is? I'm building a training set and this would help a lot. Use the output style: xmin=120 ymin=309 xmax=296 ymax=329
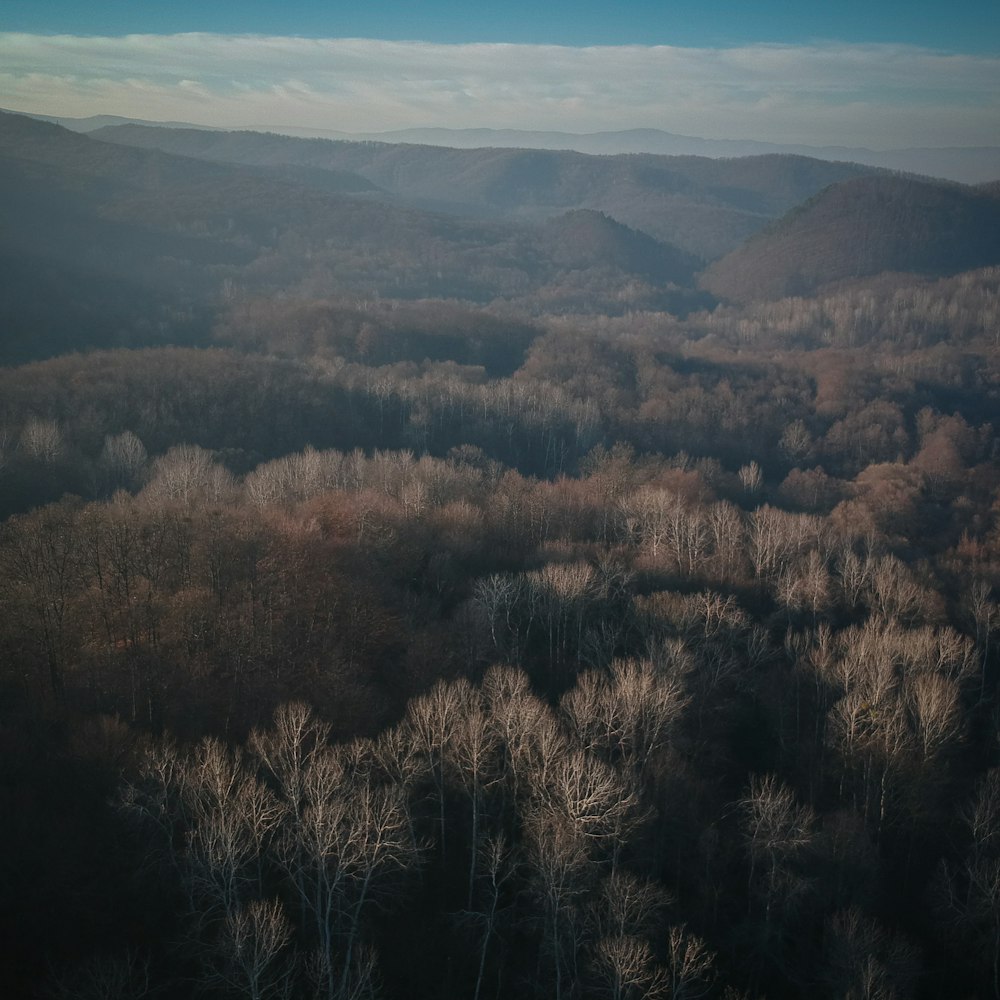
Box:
xmin=202 ymin=898 xmax=294 ymax=1000
xmin=739 ymin=774 xmax=816 ymax=929
xmin=561 ymin=658 xmax=687 ymax=774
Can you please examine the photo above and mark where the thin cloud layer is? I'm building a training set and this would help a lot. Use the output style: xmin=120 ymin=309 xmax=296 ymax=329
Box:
xmin=1 ymin=32 xmax=997 ymax=147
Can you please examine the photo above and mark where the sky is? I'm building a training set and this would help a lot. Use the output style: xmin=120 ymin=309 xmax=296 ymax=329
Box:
xmin=1 ymin=2 xmax=998 ymax=148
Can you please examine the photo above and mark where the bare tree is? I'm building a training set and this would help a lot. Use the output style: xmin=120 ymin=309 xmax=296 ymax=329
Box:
xmin=459 ymin=835 xmax=518 ymax=1000
xmin=868 ymin=555 xmax=937 ymax=625
xmin=144 ymin=444 xmax=235 ymax=505
xmin=827 ymin=687 xmax=913 ymax=841
xmin=589 ymin=870 xmax=671 ymax=943
xmin=964 ymin=579 xmax=998 ymax=700
xmin=748 ymin=506 xmax=827 ymax=585
xmin=704 ymin=501 xmax=747 ymax=584
xmin=620 ymin=489 xmax=709 ymax=578
xmin=335 ymin=780 xmax=417 ymax=995
xmin=202 ymin=898 xmax=294 ymax=1000
xmin=370 ymin=725 xmax=428 ymax=851
xmin=738 ymin=461 xmax=763 ymax=497
xmin=47 ymin=950 xmax=153 ymax=1000
xmin=0 ymin=500 xmax=84 ymax=696
xmin=905 ymin=672 xmax=962 ymax=763
xmin=249 ymin=702 xmax=331 ymax=829
xmin=837 ymin=546 xmax=878 ymax=612
xmin=20 ymin=416 xmax=64 ymax=463
xmin=779 ymin=419 xmax=813 ymax=464
xmin=824 ymin=617 xmax=969 ymax=838
xmin=482 ymin=663 xmax=560 ymax=801
xmin=739 ymin=774 xmax=816 ymax=928
xmin=181 ymin=737 xmax=284 ymax=919
xmin=99 ymin=430 xmax=148 ymax=488
xmin=403 ymin=678 xmax=476 ymax=858
xmin=280 ymin=746 xmax=416 ymax=1000
xmin=777 ymin=549 xmax=834 ymax=622
xmin=663 ymin=925 xmax=715 ymax=1000
xmin=561 ymin=658 xmax=687 ymax=774
xmin=305 ymin=943 xmax=381 ymax=1000
xmin=528 ymin=561 xmax=598 ymax=675
xmin=452 ymin=701 xmax=502 ymax=907
xmin=590 ymin=936 xmax=666 ymax=1000
xmin=543 ymin=749 xmax=642 ymax=867
xmin=523 ymin=809 xmax=593 ymax=1000
xmin=932 ymin=769 xmax=1000 ymax=998
xmin=280 ymin=748 xmax=350 ymax=988
xmin=473 ymin=573 xmax=526 ymax=659
xmin=821 ymin=908 xmax=920 ymax=1000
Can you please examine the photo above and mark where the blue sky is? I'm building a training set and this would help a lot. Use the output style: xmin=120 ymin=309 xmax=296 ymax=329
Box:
xmin=3 ymin=1 xmax=998 ymax=52
xmin=1 ymin=2 xmax=997 ymax=147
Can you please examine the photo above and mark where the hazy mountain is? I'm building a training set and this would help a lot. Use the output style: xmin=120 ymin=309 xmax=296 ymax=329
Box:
xmin=92 ymin=123 xmax=879 ymax=259
xmin=6 ymin=109 xmax=224 ymax=133
xmin=9 ymin=108 xmax=995 ymax=361
xmin=321 ymin=128 xmax=1000 ymax=185
xmin=0 ymin=111 xmax=699 ymax=361
xmin=22 ymin=107 xmax=994 ymax=184
xmin=701 ymin=175 xmax=1000 ymax=303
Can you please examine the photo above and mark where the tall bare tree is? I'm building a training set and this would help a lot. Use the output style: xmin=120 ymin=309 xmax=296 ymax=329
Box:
xmin=201 ymin=898 xmax=294 ymax=1000
xmin=739 ymin=774 xmax=816 ymax=930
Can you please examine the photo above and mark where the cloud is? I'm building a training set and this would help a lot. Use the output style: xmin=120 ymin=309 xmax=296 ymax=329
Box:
xmin=1 ymin=32 xmax=997 ymax=147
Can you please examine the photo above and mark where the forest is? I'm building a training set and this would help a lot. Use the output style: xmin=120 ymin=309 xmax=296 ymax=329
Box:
xmin=1 ymin=109 xmax=1000 ymax=1000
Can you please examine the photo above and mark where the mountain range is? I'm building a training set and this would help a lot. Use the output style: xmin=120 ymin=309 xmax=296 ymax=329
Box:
xmin=0 ymin=111 xmax=703 ymax=361
xmin=87 ymin=123 xmax=877 ymax=260
xmin=15 ymin=109 xmax=999 ymax=185
xmin=2 ymin=107 xmax=999 ymax=366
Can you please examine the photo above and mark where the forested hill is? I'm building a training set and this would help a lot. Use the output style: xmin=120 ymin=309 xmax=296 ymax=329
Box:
xmin=5 ymin=109 xmax=999 ymax=365
xmin=0 ymin=111 xmax=701 ymax=363
xmin=701 ymin=174 xmax=1000 ymax=303
xmin=538 ymin=209 xmax=700 ymax=285
xmin=93 ymin=123 xmax=879 ymax=259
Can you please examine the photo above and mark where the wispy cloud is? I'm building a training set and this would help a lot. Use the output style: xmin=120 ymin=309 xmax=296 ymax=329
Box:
xmin=1 ymin=32 xmax=997 ymax=147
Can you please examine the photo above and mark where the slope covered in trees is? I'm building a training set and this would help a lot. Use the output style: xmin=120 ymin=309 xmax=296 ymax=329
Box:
xmin=93 ymin=123 xmax=880 ymax=259
xmin=701 ymin=176 xmax=1000 ymax=303
xmin=0 ymin=112 xmax=709 ymax=363
xmin=2 ymin=262 xmax=1000 ymax=998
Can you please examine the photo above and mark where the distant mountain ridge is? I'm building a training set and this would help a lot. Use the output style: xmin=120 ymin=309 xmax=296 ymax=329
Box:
xmin=322 ymin=128 xmax=1000 ymax=185
xmin=7 ymin=108 xmax=996 ymax=184
xmin=5 ymin=108 xmax=999 ymax=363
xmin=89 ymin=122 xmax=879 ymax=259
xmin=9 ymin=110 xmax=224 ymax=133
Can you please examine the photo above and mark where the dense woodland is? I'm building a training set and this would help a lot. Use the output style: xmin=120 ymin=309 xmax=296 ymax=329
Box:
xmin=1 ymin=110 xmax=1000 ymax=999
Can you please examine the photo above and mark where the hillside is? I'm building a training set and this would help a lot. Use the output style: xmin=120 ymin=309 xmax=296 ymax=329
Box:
xmin=93 ymin=124 xmax=879 ymax=259
xmin=538 ymin=209 xmax=699 ymax=284
xmin=0 ymin=111 xmax=701 ymax=362
xmin=700 ymin=174 xmax=1000 ymax=303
